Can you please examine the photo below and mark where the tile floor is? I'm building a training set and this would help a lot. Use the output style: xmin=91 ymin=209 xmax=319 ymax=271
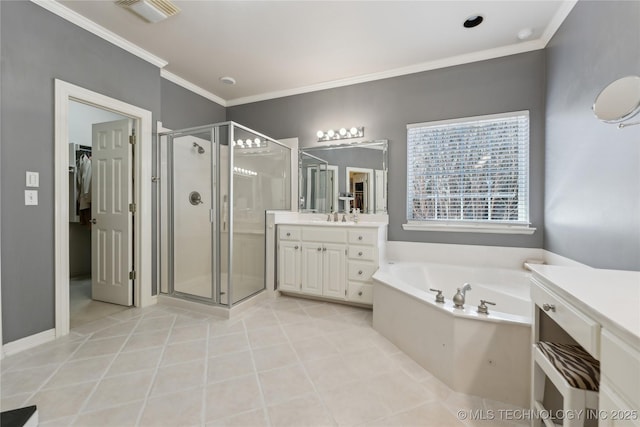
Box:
xmin=1 ymin=296 xmax=528 ymax=427
xmin=70 ymin=277 xmax=131 ymax=329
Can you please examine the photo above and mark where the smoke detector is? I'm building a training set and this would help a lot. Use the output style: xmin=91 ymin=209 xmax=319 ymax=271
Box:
xmin=117 ymin=0 xmax=180 ymax=23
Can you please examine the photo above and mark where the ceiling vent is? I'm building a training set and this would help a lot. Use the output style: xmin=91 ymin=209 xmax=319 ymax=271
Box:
xmin=117 ymin=0 xmax=180 ymax=23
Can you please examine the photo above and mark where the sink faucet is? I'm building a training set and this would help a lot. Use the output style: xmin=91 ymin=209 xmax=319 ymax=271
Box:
xmin=452 ymin=283 xmax=472 ymax=309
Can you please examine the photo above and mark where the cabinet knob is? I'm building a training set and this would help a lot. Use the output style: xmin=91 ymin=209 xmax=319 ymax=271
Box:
xmin=317 ymin=247 xmax=322 ymax=252
xmin=358 ymin=236 xmax=363 ymax=240
xmin=286 ymin=232 xmax=291 ymax=236
xmin=542 ymin=303 xmax=556 ymax=312
xmin=358 ymin=270 xmax=363 ymax=275
xmin=294 ymin=245 xmax=299 ymax=250
xmin=358 ymin=291 xmax=363 ymax=296
xmin=358 ymin=251 xmax=363 ymax=256
xmin=322 ymin=247 xmax=326 ymax=252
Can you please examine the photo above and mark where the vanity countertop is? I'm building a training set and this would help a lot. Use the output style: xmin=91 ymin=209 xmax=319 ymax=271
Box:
xmin=529 ymin=264 xmax=640 ymax=346
xmin=277 ymin=220 xmax=387 ymax=227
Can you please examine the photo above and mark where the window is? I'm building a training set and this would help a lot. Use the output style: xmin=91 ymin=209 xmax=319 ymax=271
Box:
xmin=405 ymin=111 xmax=533 ymax=234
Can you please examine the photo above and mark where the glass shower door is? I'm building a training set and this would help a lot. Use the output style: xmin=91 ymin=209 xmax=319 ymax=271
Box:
xmin=170 ymin=130 xmax=215 ymax=301
xmin=229 ymin=127 xmax=291 ymax=304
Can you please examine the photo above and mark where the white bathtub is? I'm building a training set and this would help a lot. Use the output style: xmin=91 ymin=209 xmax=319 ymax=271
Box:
xmin=376 ymin=262 xmax=532 ymax=322
xmin=372 ymin=261 xmax=532 ymax=407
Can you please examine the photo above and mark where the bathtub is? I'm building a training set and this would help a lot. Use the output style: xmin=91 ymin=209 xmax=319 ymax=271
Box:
xmin=372 ymin=261 xmax=532 ymax=407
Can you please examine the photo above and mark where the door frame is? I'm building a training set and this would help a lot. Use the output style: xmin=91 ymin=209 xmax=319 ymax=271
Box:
xmin=345 ymin=167 xmax=374 ymax=212
xmin=54 ymin=79 xmax=154 ymax=338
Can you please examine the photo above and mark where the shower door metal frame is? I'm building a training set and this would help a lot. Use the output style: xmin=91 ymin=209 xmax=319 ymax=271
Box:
xmin=165 ymin=127 xmax=219 ymax=305
xmin=161 ymin=121 xmax=292 ymax=308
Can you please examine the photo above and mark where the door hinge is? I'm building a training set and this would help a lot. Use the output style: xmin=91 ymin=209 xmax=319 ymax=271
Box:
xmin=129 ymin=203 xmax=136 ymax=213
xmin=129 ymin=270 xmax=136 ymax=280
xmin=129 ymin=134 xmax=136 ymax=145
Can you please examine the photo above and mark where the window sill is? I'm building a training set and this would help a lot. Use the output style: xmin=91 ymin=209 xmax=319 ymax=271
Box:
xmin=402 ymin=222 xmax=536 ymax=235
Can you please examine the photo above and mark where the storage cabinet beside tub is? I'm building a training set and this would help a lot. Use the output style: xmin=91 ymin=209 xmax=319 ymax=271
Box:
xmin=277 ymin=224 xmax=385 ymax=305
xmin=530 ymin=266 xmax=640 ymax=427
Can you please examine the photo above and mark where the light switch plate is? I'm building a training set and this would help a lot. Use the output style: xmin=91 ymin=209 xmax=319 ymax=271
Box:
xmin=26 ymin=171 xmax=39 ymax=188
xmin=25 ymin=190 xmax=38 ymax=206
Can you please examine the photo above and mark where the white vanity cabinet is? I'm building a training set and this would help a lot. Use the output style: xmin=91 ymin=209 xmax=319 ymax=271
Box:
xmin=599 ymin=329 xmax=640 ymax=426
xmin=530 ymin=266 xmax=640 ymax=427
xmin=277 ymin=223 xmax=385 ymax=306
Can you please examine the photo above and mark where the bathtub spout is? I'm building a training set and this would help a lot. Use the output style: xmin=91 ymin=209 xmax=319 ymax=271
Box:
xmin=452 ymin=283 xmax=472 ymax=309
xmin=461 ymin=283 xmax=472 ymax=297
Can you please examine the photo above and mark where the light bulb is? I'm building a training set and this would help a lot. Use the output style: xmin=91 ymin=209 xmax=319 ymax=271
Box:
xmin=254 ymin=138 xmax=260 ymax=146
xmin=350 ymin=127 xmax=359 ymax=136
xmin=327 ymin=129 xmax=335 ymax=138
xmin=247 ymin=140 xmax=253 ymax=147
xmin=316 ymin=130 xmax=324 ymax=139
xmin=339 ymin=128 xmax=347 ymax=136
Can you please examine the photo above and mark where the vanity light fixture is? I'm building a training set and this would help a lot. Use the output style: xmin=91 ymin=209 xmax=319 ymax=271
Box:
xmin=317 ymin=126 xmax=364 ymax=142
xmin=233 ymin=166 xmax=258 ymax=177
xmin=233 ymin=138 xmax=268 ymax=149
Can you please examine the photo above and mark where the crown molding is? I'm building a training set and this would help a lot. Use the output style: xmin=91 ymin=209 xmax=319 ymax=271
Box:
xmin=31 ymin=0 xmax=168 ymax=68
xmin=160 ymin=70 xmax=227 ymax=107
xmin=225 ymin=39 xmax=546 ymax=107
xmin=31 ymin=0 xmax=576 ymax=108
xmin=540 ymin=0 xmax=578 ymax=46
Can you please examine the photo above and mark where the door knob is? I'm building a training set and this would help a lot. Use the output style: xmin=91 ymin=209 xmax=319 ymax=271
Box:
xmin=90 ymin=218 xmax=97 ymax=224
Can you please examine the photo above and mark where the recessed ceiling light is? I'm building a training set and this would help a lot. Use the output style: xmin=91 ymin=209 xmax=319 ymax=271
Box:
xmin=517 ymin=28 xmax=534 ymax=41
xmin=219 ymin=76 xmax=236 ymax=85
xmin=463 ymin=15 xmax=484 ymax=28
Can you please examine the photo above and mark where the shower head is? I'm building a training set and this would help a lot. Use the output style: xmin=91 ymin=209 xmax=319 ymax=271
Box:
xmin=193 ymin=142 xmax=205 ymax=154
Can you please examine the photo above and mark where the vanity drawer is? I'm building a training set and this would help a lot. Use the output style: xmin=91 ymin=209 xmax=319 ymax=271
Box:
xmin=348 ymin=229 xmax=377 ymax=246
xmin=601 ymin=329 xmax=640 ymax=409
xmin=302 ymin=227 xmax=347 ymax=243
xmin=279 ymin=226 xmax=300 ymax=241
xmin=347 ymin=282 xmax=373 ymax=305
xmin=531 ymin=281 xmax=600 ymax=358
xmin=348 ymin=261 xmax=377 ymax=282
xmin=348 ymin=246 xmax=376 ymax=261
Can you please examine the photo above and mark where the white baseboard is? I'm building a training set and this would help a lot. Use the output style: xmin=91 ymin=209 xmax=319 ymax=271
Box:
xmin=3 ymin=328 xmax=56 ymax=357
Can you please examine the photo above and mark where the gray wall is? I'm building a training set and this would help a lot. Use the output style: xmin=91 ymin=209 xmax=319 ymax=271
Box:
xmin=0 ymin=1 xmax=164 ymax=343
xmin=0 ymin=2 xmax=228 ymax=342
xmin=228 ymin=51 xmax=546 ymax=248
xmin=160 ymin=78 xmax=226 ymax=129
xmin=544 ymin=1 xmax=640 ymax=270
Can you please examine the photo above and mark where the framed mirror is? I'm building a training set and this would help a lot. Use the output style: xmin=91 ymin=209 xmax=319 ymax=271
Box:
xmin=593 ymin=75 xmax=640 ymax=124
xmin=299 ymin=140 xmax=388 ymax=214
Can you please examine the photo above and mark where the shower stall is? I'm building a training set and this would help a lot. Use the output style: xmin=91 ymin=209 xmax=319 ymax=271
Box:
xmin=159 ymin=122 xmax=291 ymax=308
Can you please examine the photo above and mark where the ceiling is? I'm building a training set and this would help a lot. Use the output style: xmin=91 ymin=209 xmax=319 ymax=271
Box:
xmin=56 ymin=0 xmax=575 ymax=106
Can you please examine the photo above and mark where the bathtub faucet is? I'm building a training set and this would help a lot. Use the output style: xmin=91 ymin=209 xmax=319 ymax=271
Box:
xmin=452 ymin=283 xmax=472 ymax=309
xmin=461 ymin=283 xmax=472 ymax=297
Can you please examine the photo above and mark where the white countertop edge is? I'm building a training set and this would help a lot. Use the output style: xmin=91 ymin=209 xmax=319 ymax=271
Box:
xmin=529 ymin=265 xmax=640 ymax=348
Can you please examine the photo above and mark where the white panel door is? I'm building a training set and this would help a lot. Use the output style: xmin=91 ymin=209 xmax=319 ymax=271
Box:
xmin=322 ymin=243 xmax=346 ymax=299
xmin=92 ymin=119 xmax=133 ymax=306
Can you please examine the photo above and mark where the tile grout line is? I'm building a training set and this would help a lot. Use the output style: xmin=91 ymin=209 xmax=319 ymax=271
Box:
xmin=241 ymin=315 xmax=273 ymax=427
xmin=200 ymin=321 xmax=211 ymax=426
xmin=19 ymin=333 xmax=94 ymax=413
xmin=275 ymin=303 xmax=340 ymax=426
xmin=67 ymin=313 xmax=150 ymax=425
xmin=132 ymin=313 xmax=178 ymax=427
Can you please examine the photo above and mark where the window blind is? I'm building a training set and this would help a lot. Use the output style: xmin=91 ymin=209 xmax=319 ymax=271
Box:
xmin=406 ymin=111 xmax=529 ymax=224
